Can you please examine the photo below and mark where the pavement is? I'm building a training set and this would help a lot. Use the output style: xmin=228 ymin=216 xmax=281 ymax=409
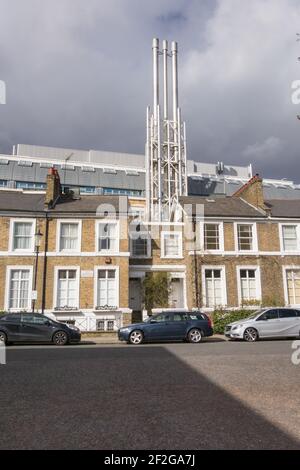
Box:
xmin=0 ymin=339 xmax=300 ymax=450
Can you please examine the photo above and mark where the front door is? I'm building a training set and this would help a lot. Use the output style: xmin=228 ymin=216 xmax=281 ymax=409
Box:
xmin=169 ymin=278 xmax=184 ymax=309
xmin=129 ymin=279 xmax=142 ymax=311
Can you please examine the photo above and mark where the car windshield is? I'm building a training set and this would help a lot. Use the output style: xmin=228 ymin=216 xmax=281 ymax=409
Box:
xmin=246 ymin=310 xmax=265 ymax=320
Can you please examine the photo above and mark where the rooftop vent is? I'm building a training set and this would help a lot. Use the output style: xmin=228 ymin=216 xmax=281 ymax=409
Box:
xmin=103 ymin=168 xmax=117 ymax=174
xmin=82 ymin=166 xmax=95 ymax=172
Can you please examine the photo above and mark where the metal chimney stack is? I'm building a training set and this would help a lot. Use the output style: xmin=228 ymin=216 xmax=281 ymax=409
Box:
xmin=146 ymin=38 xmax=187 ymax=221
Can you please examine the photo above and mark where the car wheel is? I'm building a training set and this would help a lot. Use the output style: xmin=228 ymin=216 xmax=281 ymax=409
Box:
xmin=129 ymin=330 xmax=143 ymax=345
xmin=53 ymin=331 xmax=69 ymax=346
xmin=243 ymin=327 xmax=258 ymax=342
xmin=0 ymin=331 xmax=7 ymax=345
xmin=188 ymin=328 xmax=202 ymax=344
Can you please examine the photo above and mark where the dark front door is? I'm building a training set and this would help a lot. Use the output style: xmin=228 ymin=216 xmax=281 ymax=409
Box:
xmin=20 ymin=314 xmax=53 ymax=342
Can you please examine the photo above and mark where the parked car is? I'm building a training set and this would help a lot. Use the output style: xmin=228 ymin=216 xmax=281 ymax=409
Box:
xmin=118 ymin=311 xmax=213 ymax=345
xmin=225 ymin=308 xmax=300 ymax=342
xmin=0 ymin=313 xmax=81 ymax=346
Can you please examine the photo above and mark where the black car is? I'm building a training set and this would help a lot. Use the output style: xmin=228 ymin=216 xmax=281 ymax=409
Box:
xmin=0 ymin=313 xmax=81 ymax=346
xmin=118 ymin=311 xmax=213 ymax=345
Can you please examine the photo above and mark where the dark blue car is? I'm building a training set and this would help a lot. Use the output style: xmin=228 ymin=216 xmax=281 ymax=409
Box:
xmin=118 ymin=311 xmax=213 ymax=345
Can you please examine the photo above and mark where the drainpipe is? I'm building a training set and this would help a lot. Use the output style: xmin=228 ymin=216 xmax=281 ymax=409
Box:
xmin=41 ymin=211 xmax=49 ymax=315
xmin=193 ymin=216 xmax=201 ymax=310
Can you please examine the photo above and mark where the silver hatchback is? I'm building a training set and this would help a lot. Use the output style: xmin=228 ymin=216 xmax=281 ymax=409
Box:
xmin=225 ymin=308 xmax=300 ymax=342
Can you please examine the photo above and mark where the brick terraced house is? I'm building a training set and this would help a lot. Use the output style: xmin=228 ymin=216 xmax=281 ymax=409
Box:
xmin=1 ymin=169 xmax=300 ymax=331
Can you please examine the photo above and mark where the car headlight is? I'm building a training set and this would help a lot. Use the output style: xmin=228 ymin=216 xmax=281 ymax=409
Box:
xmin=120 ymin=327 xmax=130 ymax=332
xmin=68 ymin=325 xmax=80 ymax=332
xmin=232 ymin=324 xmax=243 ymax=330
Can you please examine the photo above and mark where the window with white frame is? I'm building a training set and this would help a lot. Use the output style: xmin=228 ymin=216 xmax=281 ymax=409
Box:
xmin=282 ymin=225 xmax=298 ymax=252
xmin=286 ymin=269 xmax=300 ymax=305
xmin=56 ymin=269 xmax=78 ymax=309
xmin=162 ymin=232 xmax=182 ymax=258
xmin=8 ymin=269 xmax=31 ymax=310
xmin=204 ymin=269 xmax=224 ymax=307
xmin=131 ymin=237 xmax=150 ymax=257
xmin=204 ymin=224 xmax=220 ymax=250
xmin=237 ymin=224 xmax=254 ymax=251
xmin=59 ymin=222 xmax=80 ymax=251
xmin=239 ymin=269 xmax=259 ymax=303
xmin=12 ymin=221 xmax=34 ymax=250
xmin=97 ymin=222 xmax=118 ymax=252
xmin=96 ymin=269 xmax=117 ymax=308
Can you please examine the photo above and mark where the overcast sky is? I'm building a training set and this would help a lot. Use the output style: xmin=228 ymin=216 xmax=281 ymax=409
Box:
xmin=0 ymin=0 xmax=300 ymax=180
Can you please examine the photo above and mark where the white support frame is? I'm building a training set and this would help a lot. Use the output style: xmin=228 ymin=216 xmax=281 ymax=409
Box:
xmin=56 ymin=219 xmax=82 ymax=253
xmin=201 ymin=265 xmax=227 ymax=309
xmin=93 ymin=265 xmax=120 ymax=310
xmin=236 ymin=265 xmax=262 ymax=307
xmin=5 ymin=265 xmax=33 ymax=312
xmin=9 ymin=218 xmax=36 ymax=253
xmin=53 ymin=266 xmax=81 ymax=311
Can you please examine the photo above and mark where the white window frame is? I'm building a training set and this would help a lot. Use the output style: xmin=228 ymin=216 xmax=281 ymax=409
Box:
xmin=282 ymin=265 xmax=300 ymax=307
xmin=95 ymin=220 xmax=120 ymax=254
xmin=94 ymin=266 xmax=119 ymax=310
xmin=130 ymin=235 xmax=151 ymax=258
xmin=5 ymin=265 xmax=33 ymax=312
xmin=53 ymin=266 xmax=80 ymax=311
xmin=279 ymin=223 xmax=300 ymax=253
xmin=236 ymin=266 xmax=262 ymax=306
xmin=202 ymin=265 xmax=227 ymax=308
xmin=200 ymin=221 xmax=224 ymax=253
xmin=56 ymin=219 xmax=82 ymax=253
xmin=9 ymin=218 xmax=36 ymax=253
xmin=161 ymin=231 xmax=183 ymax=259
xmin=234 ymin=222 xmax=258 ymax=253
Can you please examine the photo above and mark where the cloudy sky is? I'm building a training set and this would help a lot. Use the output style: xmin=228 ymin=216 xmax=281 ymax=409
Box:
xmin=0 ymin=0 xmax=300 ymax=180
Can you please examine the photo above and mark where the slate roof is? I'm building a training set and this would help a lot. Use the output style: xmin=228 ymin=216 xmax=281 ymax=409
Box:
xmin=179 ymin=196 xmax=265 ymax=218
xmin=0 ymin=191 xmax=122 ymax=214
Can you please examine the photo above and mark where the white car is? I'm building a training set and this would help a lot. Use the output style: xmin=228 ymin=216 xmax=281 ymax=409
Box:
xmin=225 ymin=308 xmax=300 ymax=342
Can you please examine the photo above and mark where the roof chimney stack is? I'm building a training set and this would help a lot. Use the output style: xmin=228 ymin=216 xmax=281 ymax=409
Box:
xmin=45 ymin=168 xmax=61 ymax=208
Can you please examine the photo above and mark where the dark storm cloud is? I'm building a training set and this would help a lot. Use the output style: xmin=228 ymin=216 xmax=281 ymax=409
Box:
xmin=0 ymin=0 xmax=299 ymax=181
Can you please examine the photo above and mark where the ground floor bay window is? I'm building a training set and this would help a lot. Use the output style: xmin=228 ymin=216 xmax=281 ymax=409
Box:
xmin=6 ymin=268 xmax=32 ymax=311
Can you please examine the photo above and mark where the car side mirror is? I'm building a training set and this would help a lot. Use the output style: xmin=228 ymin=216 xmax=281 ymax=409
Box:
xmin=45 ymin=321 xmax=51 ymax=326
xmin=150 ymin=319 xmax=157 ymax=324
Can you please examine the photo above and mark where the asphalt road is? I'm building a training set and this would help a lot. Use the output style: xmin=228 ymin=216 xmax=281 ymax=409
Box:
xmin=0 ymin=339 xmax=299 ymax=450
